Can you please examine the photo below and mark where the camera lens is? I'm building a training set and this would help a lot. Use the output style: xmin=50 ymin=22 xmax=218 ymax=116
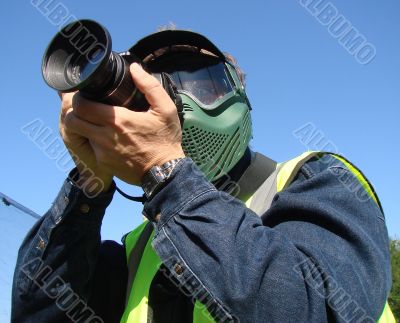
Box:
xmin=76 ymin=47 xmax=106 ymax=81
xmin=42 ymin=19 xmax=148 ymax=109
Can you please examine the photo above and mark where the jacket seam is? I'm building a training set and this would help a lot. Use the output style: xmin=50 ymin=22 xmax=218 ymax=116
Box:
xmin=156 ymin=188 xmax=217 ymax=230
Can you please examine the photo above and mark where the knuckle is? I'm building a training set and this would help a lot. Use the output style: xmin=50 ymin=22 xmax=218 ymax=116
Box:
xmin=166 ymin=103 xmax=178 ymax=114
xmin=111 ymin=109 xmax=131 ymax=131
xmin=110 ymin=116 xmax=124 ymax=132
xmin=71 ymin=93 xmax=92 ymax=118
xmin=143 ymin=75 xmax=162 ymax=91
xmin=61 ymin=99 xmax=71 ymax=114
xmin=71 ymin=93 xmax=83 ymax=113
xmin=63 ymin=112 xmax=75 ymax=129
xmin=147 ymin=83 xmax=162 ymax=94
xmin=96 ymin=148 xmax=110 ymax=164
xmin=61 ymin=92 xmax=73 ymax=106
xmin=60 ymin=105 xmax=71 ymax=122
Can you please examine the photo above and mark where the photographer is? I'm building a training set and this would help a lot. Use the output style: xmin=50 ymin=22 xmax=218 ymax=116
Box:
xmin=12 ymin=27 xmax=394 ymax=322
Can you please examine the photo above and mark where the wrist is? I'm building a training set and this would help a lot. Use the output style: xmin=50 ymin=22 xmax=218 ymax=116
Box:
xmin=141 ymin=157 xmax=186 ymax=199
xmin=69 ymin=168 xmax=114 ymax=196
xmin=142 ymin=149 xmax=186 ymax=177
xmin=143 ymin=158 xmax=215 ymax=224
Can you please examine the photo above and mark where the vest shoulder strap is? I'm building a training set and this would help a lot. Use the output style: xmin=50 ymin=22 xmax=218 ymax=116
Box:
xmin=249 ymin=151 xmax=320 ymax=216
xmin=277 ymin=151 xmax=320 ymax=191
xmin=125 ymin=221 xmax=153 ymax=305
xmin=329 ymin=153 xmax=383 ymax=213
xmin=235 ymin=152 xmax=277 ymax=201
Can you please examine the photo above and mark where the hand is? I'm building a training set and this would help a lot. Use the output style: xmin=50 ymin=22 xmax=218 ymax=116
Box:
xmin=59 ymin=92 xmax=114 ymax=193
xmin=62 ymin=63 xmax=185 ymax=186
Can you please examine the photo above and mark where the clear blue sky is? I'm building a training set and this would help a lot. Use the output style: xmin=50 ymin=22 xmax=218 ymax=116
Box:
xmin=0 ymin=0 xmax=398 ymax=241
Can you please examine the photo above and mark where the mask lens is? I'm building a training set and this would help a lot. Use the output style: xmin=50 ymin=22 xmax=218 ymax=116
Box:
xmin=151 ymin=54 xmax=234 ymax=106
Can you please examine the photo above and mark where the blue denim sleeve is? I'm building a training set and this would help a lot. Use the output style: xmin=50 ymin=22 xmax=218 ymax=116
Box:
xmin=11 ymin=174 xmax=117 ymax=323
xmin=144 ymin=156 xmax=391 ymax=323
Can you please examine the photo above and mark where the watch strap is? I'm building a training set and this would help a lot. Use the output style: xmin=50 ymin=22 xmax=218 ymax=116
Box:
xmin=141 ymin=158 xmax=185 ymax=198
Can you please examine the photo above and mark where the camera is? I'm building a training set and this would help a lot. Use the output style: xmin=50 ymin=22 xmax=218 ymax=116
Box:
xmin=42 ymin=19 xmax=149 ymax=109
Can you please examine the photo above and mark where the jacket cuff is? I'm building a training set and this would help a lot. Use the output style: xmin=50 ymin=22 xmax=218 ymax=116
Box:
xmin=49 ymin=169 xmax=116 ymax=227
xmin=143 ymin=158 xmax=216 ymax=226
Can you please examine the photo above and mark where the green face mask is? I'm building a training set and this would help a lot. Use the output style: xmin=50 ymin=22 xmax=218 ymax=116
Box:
xmin=181 ymin=93 xmax=252 ymax=181
xmin=148 ymin=52 xmax=252 ymax=181
xmin=178 ymin=59 xmax=252 ymax=181
xmin=129 ymin=30 xmax=253 ymax=181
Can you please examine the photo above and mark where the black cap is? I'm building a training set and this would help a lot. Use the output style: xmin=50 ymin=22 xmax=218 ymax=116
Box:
xmin=128 ymin=30 xmax=225 ymax=61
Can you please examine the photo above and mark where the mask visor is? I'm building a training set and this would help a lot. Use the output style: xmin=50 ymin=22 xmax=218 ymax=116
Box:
xmin=150 ymin=54 xmax=235 ymax=107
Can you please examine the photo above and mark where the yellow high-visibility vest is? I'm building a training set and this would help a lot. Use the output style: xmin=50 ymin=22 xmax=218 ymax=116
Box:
xmin=121 ymin=152 xmax=395 ymax=323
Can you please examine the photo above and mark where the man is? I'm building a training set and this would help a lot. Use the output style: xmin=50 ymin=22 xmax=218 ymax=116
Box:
xmin=12 ymin=29 xmax=394 ymax=322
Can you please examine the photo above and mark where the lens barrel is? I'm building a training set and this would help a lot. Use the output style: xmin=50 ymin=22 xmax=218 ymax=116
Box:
xmin=42 ymin=19 xmax=148 ymax=109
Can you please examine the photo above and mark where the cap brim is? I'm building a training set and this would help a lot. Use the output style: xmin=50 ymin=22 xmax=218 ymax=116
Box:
xmin=128 ymin=30 xmax=225 ymax=61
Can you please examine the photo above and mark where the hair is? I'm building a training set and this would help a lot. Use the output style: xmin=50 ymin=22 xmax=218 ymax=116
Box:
xmin=223 ymin=52 xmax=246 ymax=87
xmin=157 ymin=22 xmax=178 ymax=32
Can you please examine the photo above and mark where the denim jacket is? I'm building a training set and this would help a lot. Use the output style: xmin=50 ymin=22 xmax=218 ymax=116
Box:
xmin=11 ymin=154 xmax=391 ymax=322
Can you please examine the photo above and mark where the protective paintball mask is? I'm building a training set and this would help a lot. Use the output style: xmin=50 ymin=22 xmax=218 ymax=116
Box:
xmin=129 ymin=30 xmax=253 ymax=181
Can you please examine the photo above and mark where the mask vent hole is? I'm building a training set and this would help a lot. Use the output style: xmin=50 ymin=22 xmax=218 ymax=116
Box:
xmin=182 ymin=103 xmax=194 ymax=112
xmin=182 ymin=126 xmax=228 ymax=172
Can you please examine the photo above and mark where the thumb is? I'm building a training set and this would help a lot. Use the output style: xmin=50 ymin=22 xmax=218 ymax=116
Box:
xmin=130 ymin=63 xmax=175 ymax=114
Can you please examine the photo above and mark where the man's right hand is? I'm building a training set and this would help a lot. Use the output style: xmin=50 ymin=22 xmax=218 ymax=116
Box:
xmin=59 ymin=92 xmax=113 ymax=194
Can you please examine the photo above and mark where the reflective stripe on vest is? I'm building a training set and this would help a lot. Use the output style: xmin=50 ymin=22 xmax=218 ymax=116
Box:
xmin=121 ymin=151 xmax=394 ymax=323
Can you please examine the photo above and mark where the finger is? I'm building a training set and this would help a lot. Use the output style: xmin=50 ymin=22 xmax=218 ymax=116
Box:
xmin=60 ymin=94 xmax=74 ymax=133
xmin=130 ymin=63 xmax=175 ymax=114
xmin=72 ymin=93 xmax=118 ymax=126
xmin=58 ymin=91 xmax=74 ymax=100
xmin=59 ymin=91 xmax=76 ymax=104
xmin=64 ymin=111 xmax=104 ymax=140
xmin=60 ymin=92 xmax=77 ymax=121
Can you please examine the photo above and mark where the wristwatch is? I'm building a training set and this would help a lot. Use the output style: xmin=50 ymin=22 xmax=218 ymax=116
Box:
xmin=141 ymin=158 xmax=185 ymax=199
